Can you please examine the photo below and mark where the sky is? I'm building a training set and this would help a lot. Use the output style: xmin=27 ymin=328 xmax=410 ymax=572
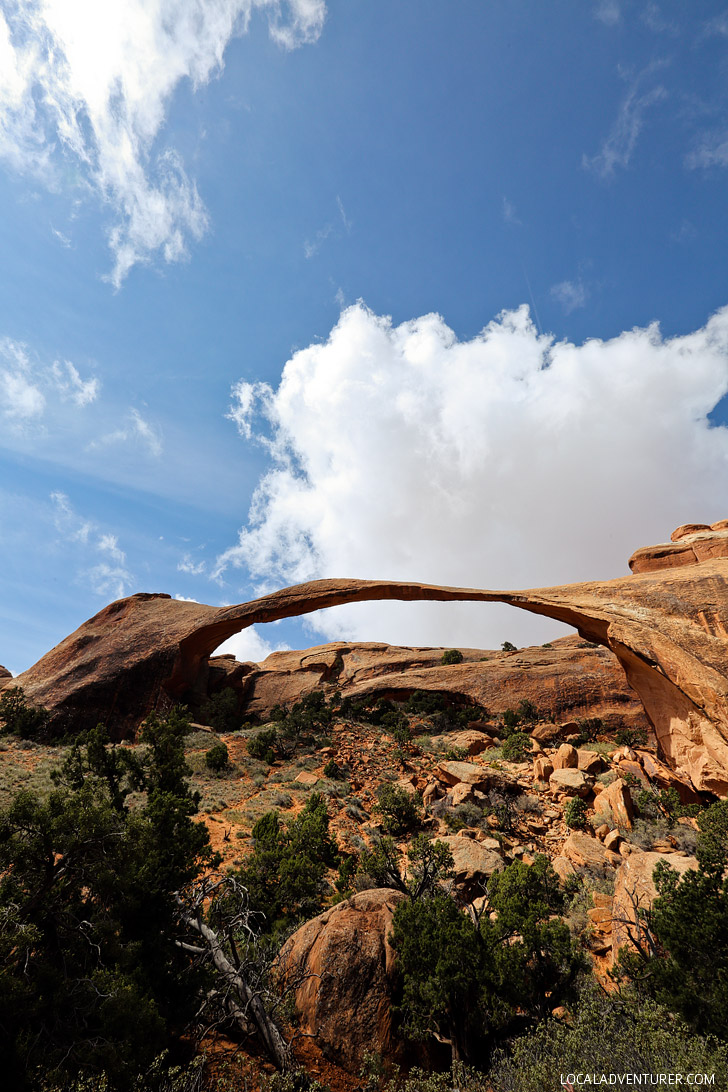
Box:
xmin=2 ymin=0 xmax=728 ymax=674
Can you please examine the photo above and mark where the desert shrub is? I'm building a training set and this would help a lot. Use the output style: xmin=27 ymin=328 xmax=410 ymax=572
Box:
xmin=247 ymin=727 xmax=278 ymax=764
xmin=0 ymin=715 xmax=216 ymax=1090
xmin=501 ymin=733 xmax=532 ymax=762
xmin=488 ymin=979 xmax=728 ymax=1092
xmin=0 ymin=686 xmax=50 ymax=739
xmin=323 ymin=758 xmax=342 ymax=779
xmin=500 ymin=641 xmax=517 ymax=652
xmin=357 ymin=834 xmax=454 ymax=898
xmin=636 ymin=784 xmax=701 ymax=824
xmin=516 ymin=699 xmax=539 ymax=724
xmin=199 ymin=687 xmax=241 ymax=732
xmin=375 ymin=782 xmax=423 ymax=836
xmin=564 ymin=797 xmax=589 ymax=830
xmin=391 ymin=856 xmax=582 ymax=1064
xmin=204 ymin=741 xmax=230 ymax=773
xmin=615 ymin=725 xmax=648 ymax=748
xmin=233 ymin=792 xmax=338 ymax=933
xmin=441 ymin=649 xmax=464 ymax=666
xmin=573 ymin=717 xmax=603 ymax=747
xmin=501 ymin=708 xmax=520 ymax=731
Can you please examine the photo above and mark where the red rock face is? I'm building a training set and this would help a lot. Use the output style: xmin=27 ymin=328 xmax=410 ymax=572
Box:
xmin=11 ymin=521 xmax=728 ymax=794
xmin=629 ymin=521 xmax=728 ymax=573
xmin=238 ymin=635 xmax=647 ymax=732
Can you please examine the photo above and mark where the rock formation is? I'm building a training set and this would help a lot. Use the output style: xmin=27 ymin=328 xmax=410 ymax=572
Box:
xmin=11 ymin=521 xmax=728 ymax=793
xmin=277 ymin=888 xmax=406 ymax=1068
xmin=237 ymin=635 xmax=645 ymax=730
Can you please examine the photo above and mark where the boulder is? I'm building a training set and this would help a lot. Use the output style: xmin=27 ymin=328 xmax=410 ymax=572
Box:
xmin=562 ymin=831 xmax=621 ymax=876
xmin=577 ymin=749 xmax=605 ymax=775
xmin=594 ymin=778 xmax=635 ymax=829
xmin=636 ymin=750 xmax=702 ymax=805
xmin=549 ymin=768 xmax=592 ymax=797
xmin=436 ymin=835 xmax=505 ymax=888
xmin=435 ymin=761 xmax=491 ymax=790
xmin=278 ymin=889 xmax=406 ymax=1069
xmin=553 ymin=744 xmax=579 ymax=770
xmin=533 ymin=755 xmax=554 ymax=781
xmin=448 ymin=730 xmax=493 ymax=756
xmin=612 ymin=851 xmax=698 ymax=954
xmin=447 ymin=782 xmax=484 ymax=807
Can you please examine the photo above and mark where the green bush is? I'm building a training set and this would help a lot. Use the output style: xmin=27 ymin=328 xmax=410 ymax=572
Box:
xmin=199 ymin=687 xmax=241 ymax=732
xmin=247 ymin=726 xmax=278 ymax=764
xmin=501 ymin=732 xmax=532 ymax=762
xmin=323 ymin=758 xmax=342 ymax=779
xmin=615 ymin=725 xmax=648 ymax=748
xmin=441 ymin=649 xmax=464 ymax=666
xmin=0 ymin=686 xmax=50 ymax=739
xmin=488 ymin=979 xmax=728 ymax=1092
xmin=501 ymin=641 xmax=517 ymax=652
xmin=390 ymin=855 xmax=582 ymax=1063
xmin=0 ymin=714 xmax=215 ymax=1089
xmin=234 ymin=792 xmax=339 ymax=933
xmin=564 ymin=797 xmax=589 ymax=830
xmin=375 ymin=782 xmax=423 ymax=836
xmin=205 ymin=741 xmax=230 ymax=772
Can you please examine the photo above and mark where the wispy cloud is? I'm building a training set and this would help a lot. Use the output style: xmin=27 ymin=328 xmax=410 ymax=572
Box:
xmin=304 ymin=194 xmax=352 ymax=258
xmin=551 ymin=278 xmax=588 ymax=313
xmin=0 ymin=1 xmax=326 ymax=287
xmin=594 ymin=1 xmax=621 ymax=27
xmin=502 ymin=196 xmax=521 ymax=226
xmin=90 ymin=408 xmax=163 ymax=457
xmin=51 ymin=491 xmax=133 ymax=599
xmin=583 ymin=64 xmax=668 ymax=179
xmin=641 ymin=4 xmax=679 ymax=36
xmin=0 ymin=338 xmax=98 ymax=425
xmin=178 ymin=553 xmax=206 ymax=575
xmin=686 ymin=130 xmax=728 ymax=169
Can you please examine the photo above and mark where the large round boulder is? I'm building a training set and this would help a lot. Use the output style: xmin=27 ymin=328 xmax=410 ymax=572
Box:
xmin=278 ymin=888 xmax=406 ymax=1071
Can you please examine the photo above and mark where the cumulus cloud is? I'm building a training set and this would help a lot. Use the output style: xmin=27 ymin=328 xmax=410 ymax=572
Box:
xmin=215 ymin=625 xmax=290 ymax=662
xmin=0 ymin=338 xmax=97 ymax=424
xmin=0 ymin=0 xmax=326 ymax=286
xmin=583 ymin=65 xmax=668 ymax=179
xmin=216 ymin=300 xmax=728 ymax=651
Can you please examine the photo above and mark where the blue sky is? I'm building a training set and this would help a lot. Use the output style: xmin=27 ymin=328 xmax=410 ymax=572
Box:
xmin=2 ymin=0 xmax=728 ymax=674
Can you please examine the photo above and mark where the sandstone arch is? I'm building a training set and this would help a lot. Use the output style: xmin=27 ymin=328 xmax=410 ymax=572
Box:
xmin=11 ymin=524 xmax=728 ymax=793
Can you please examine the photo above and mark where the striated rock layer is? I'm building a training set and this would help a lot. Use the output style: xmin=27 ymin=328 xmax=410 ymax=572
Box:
xmin=11 ymin=522 xmax=728 ymax=793
xmin=235 ymin=634 xmax=647 ymax=731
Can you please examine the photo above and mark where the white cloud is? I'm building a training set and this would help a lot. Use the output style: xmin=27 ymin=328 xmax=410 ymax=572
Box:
xmin=686 ymin=130 xmax=728 ymax=169
xmin=51 ymin=491 xmax=133 ymax=597
xmin=91 ymin=407 xmax=163 ymax=456
xmin=215 ymin=624 xmax=290 ymax=662
xmin=0 ymin=338 xmax=97 ymax=423
xmin=583 ymin=65 xmax=668 ymax=179
xmin=501 ymin=196 xmax=521 ymax=226
xmin=52 ymin=359 xmax=99 ymax=406
xmin=551 ymin=278 xmax=588 ymax=313
xmin=178 ymin=552 xmax=206 ymax=575
xmin=216 ymin=300 xmax=728 ymax=651
xmin=594 ymin=1 xmax=621 ymax=26
xmin=0 ymin=0 xmax=326 ymax=286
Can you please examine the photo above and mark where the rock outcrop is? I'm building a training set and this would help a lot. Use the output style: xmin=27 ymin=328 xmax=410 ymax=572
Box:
xmin=278 ymin=888 xmax=406 ymax=1069
xmin=238 ymin=636 xmax=644 ymax=730
xmin=612 ymin=850 xmax=698 ymax=955
xmin=12 ymin=522 xmax=728 ymax=793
